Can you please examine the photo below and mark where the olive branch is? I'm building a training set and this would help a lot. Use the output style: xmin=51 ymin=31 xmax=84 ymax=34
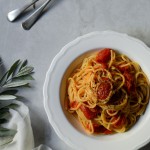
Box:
xmin=0 ymin=59 xmax=34 ymax=146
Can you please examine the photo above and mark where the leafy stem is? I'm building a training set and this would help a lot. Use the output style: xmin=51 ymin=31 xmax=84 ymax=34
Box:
xmin=0 ymin=59 xmax=34 ymax=145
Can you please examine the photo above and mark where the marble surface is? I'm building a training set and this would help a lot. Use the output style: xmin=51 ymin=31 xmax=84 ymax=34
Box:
xmin=1 ymin=0 xmax=150 ymax=149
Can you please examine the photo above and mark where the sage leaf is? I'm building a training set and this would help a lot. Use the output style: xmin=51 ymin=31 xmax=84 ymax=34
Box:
xmin=0 ymin=95 xmax=17 ymax=100
xmin=0 ymin=119 xmax=7 ymax=124
xmin=0 ymin=59 xmax=34 ymax=142
xmin=0 ymin=72 xmax=8 ymax=86
xmin=3 ymin=80 xmax=29 ymax=88
xmin=14 ymin=75 xmax=34 ymax=81
xmin=5 ymin=103 xmax=19 ymax=109
xmin=0 ymin=102 xmax=13 ymax=110
xmin=7 ymin=60 xmax=20 ymax=79
xmin=19 ymin=60 xmax=27 ymax=71
xmin=16 ymin=66 xmax=34 ymax=77
xmin=0 ymin=111 xmax=10 ymax=119
xmin=1 ymin=90 xmax=18 ymax=95
xmin=0 ymin=135 xmax=14 ymax=146
xmin=0 ymin=127 xmax=17 ymax=137
xmin=0 ymin=108 xmax=9 ymax=112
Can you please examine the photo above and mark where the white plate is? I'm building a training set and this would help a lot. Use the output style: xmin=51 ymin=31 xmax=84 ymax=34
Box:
xmin=43 ymin=31 xmax=150 ymax=150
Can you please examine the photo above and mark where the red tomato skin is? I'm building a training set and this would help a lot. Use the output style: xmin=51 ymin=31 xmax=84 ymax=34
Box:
xmin=97 ymin=78 xmax=112 ymax=101
xmin=117 ymin=65 xmax=129 ymax=73
xmin=93 ymin=123 xmax=112 ymax=134
xmin=70 ymin=101 xmax=79 ymax=109
xmin=123 ymin=71 xmax=135 ymax=92
xmin=96 ymin=48 xmax=111 ymax=63
xmin=101 ymin=63 xmax=108 ymax=69
xmin=80 ymin=105 xmax=99 ymax=120
xmin=113 ymin=114 xmax=126 ymax=128
xmin=93 ymin=123 xmax=106 ymax=133
xmin=104 ymin=129 xmax=113 ymax=134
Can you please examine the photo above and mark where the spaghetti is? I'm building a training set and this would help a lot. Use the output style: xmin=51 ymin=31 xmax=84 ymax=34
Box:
xmin=66 ymin=48 xmax=150 ymax=134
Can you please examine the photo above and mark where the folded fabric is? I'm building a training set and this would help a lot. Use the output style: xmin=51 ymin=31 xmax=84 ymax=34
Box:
xmin=0 ymin=100 xmax=52 ymax=150
xmin=33 ymin=144 xmax=52 ymax=150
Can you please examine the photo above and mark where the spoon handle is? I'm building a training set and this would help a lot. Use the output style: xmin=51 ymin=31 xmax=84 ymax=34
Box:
xmin=22 ymin=0 xmax=53 ymax=30
xmin=7 ymin=0 xmax=39 ymax=22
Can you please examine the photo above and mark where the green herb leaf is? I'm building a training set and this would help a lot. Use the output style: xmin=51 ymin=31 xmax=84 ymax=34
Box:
xmin=7 ymin=60 xmax=20 ymax=79
xmin=0 ymin=72 xmax=8 ymax=86
xmin=0 ymin=111 xmax=10 ymax=119
xmin=0 ymin=119 xmax=7 ymax=124
xmin=16 ymin=66 xmax=34 ymax=77
xmin=3 ymin=81 xmax=29 ymax=88
xmin=0 ymin=127 xmax=16 ymax=146
xmin=0 ymin=108 xmax=9 ymax=112
xmin=1 ymin=90 xmax=18 ymax=95
xmin=0 ymin=136 xmax=14 ymax=146
xmin=0 ymin=127 xmax=17 ymax=137
xmin=4 ymin=103 xmax=19 ymax=109
xmin=19 ymin=60 xmax=27 ymax=71
xmin=14 ymin=74 xmax=34 ymax=81
xmin=0 ymin=95 xmax=17 ymax=100
xmin=0 ymin=59 xmax=34 ymax=143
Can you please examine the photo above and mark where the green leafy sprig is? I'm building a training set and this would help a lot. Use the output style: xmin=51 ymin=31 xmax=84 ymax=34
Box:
xmin=0 ymin=59 xmax=34 ymax=146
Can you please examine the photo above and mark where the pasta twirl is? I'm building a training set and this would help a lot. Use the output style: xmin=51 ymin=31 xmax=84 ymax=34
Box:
xmin=66 ymin=48 xmax=150 ymax=134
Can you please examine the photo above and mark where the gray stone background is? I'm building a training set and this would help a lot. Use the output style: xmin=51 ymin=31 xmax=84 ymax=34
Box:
xmin=0 ymin=0 xmax=150 ymax=149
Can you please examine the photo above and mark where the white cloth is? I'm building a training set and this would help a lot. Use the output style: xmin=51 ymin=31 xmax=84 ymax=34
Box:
xmin=0 ymin=101 xmax=52 ymax=150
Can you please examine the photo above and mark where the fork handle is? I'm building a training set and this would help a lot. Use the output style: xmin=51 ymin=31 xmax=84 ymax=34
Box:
xmin=7 ymin=0 xmax=39 ymax=22
xmin=22 ymin=0 xmax=53 ymax=30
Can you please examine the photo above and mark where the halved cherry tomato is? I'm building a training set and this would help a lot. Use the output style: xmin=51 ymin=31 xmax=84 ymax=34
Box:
xmin=97 ymin=78 xmax=112 ymax=101
xmin=113 ymin=114 xmax=126 ymax=128
xmin=80 ymin=105 xmax=100 ymax=120
xmin=93 ymin=123 xmax=112 ymax=134
xmin=93 ymin=123 xmax=106 ymax=133
xmin=123 ymin=71 xmax=135 ymax=92
xmin=70 ymin=101 xmax=79 ymax=109
xmin=108 ymin=110 xmax=116 ymax=114
xmin=104 ymin=129 xmax=113 ymax=134
xmin=96 ymin=48 xmax=111 ymax=63
xmin=116 ymin=63 xmax=129 ymax=73
xmin=101 ymin=63 xmax=108 ymax=69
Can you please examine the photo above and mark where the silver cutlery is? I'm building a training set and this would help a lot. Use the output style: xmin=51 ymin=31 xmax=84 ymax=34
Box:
xmin=7 ymin=0 xmax=39 ymax=22
xmin=22 ymin=0 xmax=54 ymax=30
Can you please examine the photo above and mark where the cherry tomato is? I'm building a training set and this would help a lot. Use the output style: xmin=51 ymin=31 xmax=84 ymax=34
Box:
xmin=80 ymin=105 xmax=99 ymax=120
xmin=123 ymin=71 xmax=134 ymax=92
xmin=93 ymin=123 xmax=106 ymax=133
xmin=86 ymin=122 xmax=93 ymax=133
xmin=101 ymin=63 xmax=108 ymax=69
xmin=96 ymin=48 xmax=111 ymax=63
xmin=93 ymin=123 xmax=112 ymax=134
xmin=117 ymin=64 xmax=129 ymax=72
xmin=113 ymin=114 xmax=126 ymax=128
xmin=97 ymin=78 xmax=112 ymax=101
xmin=70 ymin=101 xmax=79 ymax=109
xmin=104 ymin=129 xmax=113 ymax=134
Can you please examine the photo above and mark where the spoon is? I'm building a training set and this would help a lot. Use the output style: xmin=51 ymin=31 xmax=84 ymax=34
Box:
xmin=7 ymin=0 xmax=39 ymax=22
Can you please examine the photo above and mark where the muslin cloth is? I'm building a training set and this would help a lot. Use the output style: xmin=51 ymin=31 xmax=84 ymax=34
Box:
xmin=0 ymin=100 xmax=52 ymax=150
